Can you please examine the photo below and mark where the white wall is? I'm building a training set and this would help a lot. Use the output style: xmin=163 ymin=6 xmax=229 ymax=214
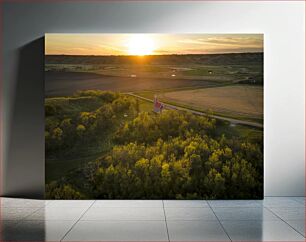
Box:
xmin=2 ymin=1 xmax=305 ymax=197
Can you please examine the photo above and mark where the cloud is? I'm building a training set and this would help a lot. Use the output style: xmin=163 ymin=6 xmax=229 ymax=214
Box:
xmin=204 ymin=37 xmax=262 ymax=47
xmin=177 ymin=36 xmax=263 ymax=50
xmin=98 ymin=44 xmax=124 ymax=52
xmin=69 ymin=47 xmax=90 ymax=51
xmin=177 ymin=39 xmax=207 ymax=45
xmin=181 ymin=47 xmax=263 ymax=54
xmin=154 ymin=49 xmax=172 ymax=54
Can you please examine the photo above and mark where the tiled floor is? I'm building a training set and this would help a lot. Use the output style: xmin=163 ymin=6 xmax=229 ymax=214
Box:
xmin=0 ymin=197 xmax=304 ymax=241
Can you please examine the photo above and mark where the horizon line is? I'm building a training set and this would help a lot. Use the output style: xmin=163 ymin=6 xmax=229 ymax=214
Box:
xmin=45 ymin=51 xmax=264 ymax=57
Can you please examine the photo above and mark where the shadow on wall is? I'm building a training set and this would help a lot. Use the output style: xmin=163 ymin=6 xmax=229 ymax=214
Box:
xmin=1 ymin=216 xmax=46 ymax=240
xmin=5 ymin=37 xmax=45 ymax=199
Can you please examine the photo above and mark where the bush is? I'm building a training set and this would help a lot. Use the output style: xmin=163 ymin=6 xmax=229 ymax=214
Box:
xmin=46 ymin=182 xmax=84 ymax=199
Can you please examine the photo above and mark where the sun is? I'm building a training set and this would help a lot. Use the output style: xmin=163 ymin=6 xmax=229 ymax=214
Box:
xmin=127 ymin=35 xmax=155 ymax=56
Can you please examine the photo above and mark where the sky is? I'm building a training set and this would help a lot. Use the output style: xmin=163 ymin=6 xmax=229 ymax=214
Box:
xmin=45 ymin=34 xmax=263 ymax=56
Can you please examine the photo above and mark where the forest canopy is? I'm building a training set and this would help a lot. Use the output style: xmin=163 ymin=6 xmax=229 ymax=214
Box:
xmin=45 ymin=90 xmax=263 ymax=199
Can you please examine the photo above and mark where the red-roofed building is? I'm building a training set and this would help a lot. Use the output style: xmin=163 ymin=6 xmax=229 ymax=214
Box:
xmin=153 ymin=95 xmax=164 ymax=113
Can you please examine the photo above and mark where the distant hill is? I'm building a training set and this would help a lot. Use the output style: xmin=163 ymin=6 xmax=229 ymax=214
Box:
xmin=45 ymin=52 xmax=263 ymax=66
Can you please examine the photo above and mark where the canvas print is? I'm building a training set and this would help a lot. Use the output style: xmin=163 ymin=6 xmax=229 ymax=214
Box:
xmin=45 ymin=34 xmax=263 ymax=199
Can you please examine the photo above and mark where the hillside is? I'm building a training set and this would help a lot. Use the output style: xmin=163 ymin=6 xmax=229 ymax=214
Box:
xmin=45 ymin=52 xmax=263 ymax=66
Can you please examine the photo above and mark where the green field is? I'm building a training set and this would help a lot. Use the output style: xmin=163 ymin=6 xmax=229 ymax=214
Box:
xmin=134 ymin=85 xmax=263 ymax=124
xmin=45 ymin=53 xmax=263 ymax=199
xmin=46 ymin=97 xmax=155 ymax=183
xmin=45 ymin=53 xmax=263 ymax=82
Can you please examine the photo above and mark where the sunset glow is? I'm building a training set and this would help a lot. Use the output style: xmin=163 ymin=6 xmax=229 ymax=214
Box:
xmin=45 ymin=34 xmax=263 ymax=56
xmin=127 ymin=35 xmax=156 ymax=56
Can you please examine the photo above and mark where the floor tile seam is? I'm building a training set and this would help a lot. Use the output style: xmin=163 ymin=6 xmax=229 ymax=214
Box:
xmin=89 ymin=207 xmax=165 ymax=209
xmin=264 ymin=206 xmax=305 ymax=238
xmin=209 ymin=206 xmax=264 ymax=209
xmin=291 ymin=197 xmax=306 ymax=205
xmin=16 ymin=206 xmax=44 ymax=221
xmin=207 ymin=200 xmax=232 ymax=242
xmin=60 ymin=200 xmax=97 ymax=242
xmin=263 ymin=206 xmax=305 ymax=209
xmin=1 ymin=206 xmax=46 ymax=229
xmin=79 ymin=219 xmax=168 ymax=221
xmin=162 ymin=200 xmax=170 ymax=242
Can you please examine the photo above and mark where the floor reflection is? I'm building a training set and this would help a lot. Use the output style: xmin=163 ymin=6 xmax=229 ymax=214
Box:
xmin=0 ymin=197 xmax=304 ymax=241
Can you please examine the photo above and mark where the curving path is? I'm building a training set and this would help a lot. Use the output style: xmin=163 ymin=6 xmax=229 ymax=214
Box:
xmin=126 ymin=93 xmax=263 ymax=128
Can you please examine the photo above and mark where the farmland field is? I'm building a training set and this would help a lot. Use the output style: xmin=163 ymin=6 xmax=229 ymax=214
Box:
xmin=45 ymin=53 xmax=263 ymax=82
xmin=137 ymin=85 xmax=263 ymax=121
xmin=45 ymin=71 xmax=217 ymax=97
xmin=45 ymin=52 xmax=264 ymax=199
xmin=45 ymin=53 xmax=263 ymax=97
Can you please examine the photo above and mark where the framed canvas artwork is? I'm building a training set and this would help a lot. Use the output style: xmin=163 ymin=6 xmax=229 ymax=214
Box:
xmin=45 ymin=34 xmax=263 ymax=199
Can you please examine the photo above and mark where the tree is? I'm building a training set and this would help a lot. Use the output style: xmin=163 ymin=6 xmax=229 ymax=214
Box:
xmin=76 ymin=124 xmax=86 ymax=137
xmin=46 ymin=182 xmax=84 ymax=199
xmin=45 ymin=91 xmax=263 ymax=199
